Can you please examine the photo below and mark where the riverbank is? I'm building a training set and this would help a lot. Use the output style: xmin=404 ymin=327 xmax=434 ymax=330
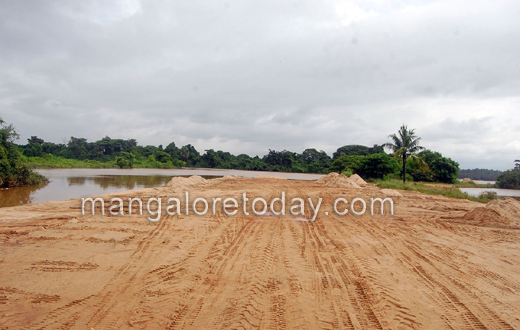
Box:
xmin=5 ymin=168 xmax=515 ymax=209
xmin=374 ymin=179 xmax=494 ymax=203
xmin=1 ymin=174 xmax=519 ymax=329
xmin=23 ymin=155 xmax=183 ymax=169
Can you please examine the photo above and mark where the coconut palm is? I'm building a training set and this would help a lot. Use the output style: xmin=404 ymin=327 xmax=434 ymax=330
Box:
xmin=384 ymin=125 xmax=425 ymax=182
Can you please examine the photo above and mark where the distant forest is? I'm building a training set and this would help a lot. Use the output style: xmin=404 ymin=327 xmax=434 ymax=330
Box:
xmin=17 ymin=135 xmax=461 ymax=183
xmin=17 ymin=135 xmax=383 ymax=174
xmin=458 ymin=168 xmax=503 ymax=181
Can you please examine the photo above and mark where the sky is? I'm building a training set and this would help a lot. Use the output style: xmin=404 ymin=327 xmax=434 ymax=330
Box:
xmin=1 ymin=0 xmax=519 ymax=170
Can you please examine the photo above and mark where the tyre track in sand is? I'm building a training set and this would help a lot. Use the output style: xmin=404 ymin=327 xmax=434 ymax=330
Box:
xmin=3 ymin=177 xmax=520 ymax=330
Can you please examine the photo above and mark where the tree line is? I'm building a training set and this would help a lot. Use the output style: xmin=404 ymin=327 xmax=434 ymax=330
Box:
xmin=457 ymin=168 xmax=503 ymax=181
xmin=0 ymin=115 xmax=463 ymax=187
xmin=17 ymin=125 xmax=460 ymax=184
xmin=496 ymin=160 xmax=520 ymax=189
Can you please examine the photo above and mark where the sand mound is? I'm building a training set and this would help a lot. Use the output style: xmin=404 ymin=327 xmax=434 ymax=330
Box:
xmin=315 ymin=172 xmax=360 ymax=188
xmin=165 ymin=175 xmax=207 ymax=190
xmin=461 ymin=178 xmax=474 ymax=183
xmin=461 ymin=198 xmax=520 ymax=229
xmin=349 ymin=174 xmax=368 ymax=187
xmin=487 ymin=198 xmax=520 ymax=219
xmin=221 ymin=175 xmax=239 ymax=180
xmin=254 ymin=175 xmax=287 ymax=180
xmin=380 ymin=189 xmax=402 ymax=197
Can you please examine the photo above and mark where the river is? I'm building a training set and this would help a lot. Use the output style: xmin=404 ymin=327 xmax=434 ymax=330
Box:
xmin=0 ymin=168 xmax=324 ymax=208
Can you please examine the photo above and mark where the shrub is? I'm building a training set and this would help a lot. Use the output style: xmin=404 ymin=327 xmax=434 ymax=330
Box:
xmin=496 ymin=169 xmax=520 ymax=189
xmin=0 ymin=117 xmax=47 ymax=187
xmin=479 ymin=191 xmax=498 ymax=200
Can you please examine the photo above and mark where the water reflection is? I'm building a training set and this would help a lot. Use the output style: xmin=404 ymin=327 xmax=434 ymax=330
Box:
xmin=0 ymin=175 xmax=173 ymax=208
xmin=0 ymin=182 xmax=49 ymax=207
xmin=0 ymin=168 xmax=324 ymax=208
xmin=459 ymin=188 xmax=520 ymax=198
xmin=66 ymin=175 xmax=172 ymax=190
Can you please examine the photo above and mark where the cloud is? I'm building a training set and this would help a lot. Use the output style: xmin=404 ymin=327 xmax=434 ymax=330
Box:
xmin=0 ymin=0 xmax=519 ymax=170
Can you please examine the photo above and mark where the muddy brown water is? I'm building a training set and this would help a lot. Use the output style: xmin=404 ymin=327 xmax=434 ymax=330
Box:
xmin=0 ymin=168 xmax=324 ymax=208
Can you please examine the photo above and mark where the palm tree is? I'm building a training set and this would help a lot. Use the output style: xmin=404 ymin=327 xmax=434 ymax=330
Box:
xmin=384 ymin=125 xmax=425 ymax=182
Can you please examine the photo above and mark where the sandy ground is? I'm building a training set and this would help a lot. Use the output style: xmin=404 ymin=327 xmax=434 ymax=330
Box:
xmin=1 ymin=175 xmax=519 ymax=329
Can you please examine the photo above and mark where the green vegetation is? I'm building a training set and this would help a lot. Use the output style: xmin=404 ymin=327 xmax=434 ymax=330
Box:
xmin=408 ymin=150 xmax=459 ymax=184
xmin=383 ymin=125 xmax=425 ymax=183
xmin=12 ymin=119 xmax=510 ymax=201
xmin=0 ymin=117 xmax=47 ymax=187
xmin=23 ymin=154 xmax=187 ymax=169
xmin=17 ymin=124 xmax=462 ymax=184
xmin=13 ymin=123 xmax=472 ymax=199
xmin=330 ymin=153 xmax=398 ymax=179
xmin=18 ymin=135 xmax=333 ymax=173
xmin=373 ymin=179 xmax=493 ymax=203
xmin=496 ymin=161 xmax=520 ymax=189
xmin=478 ymin=191 xmax=498 ymax=200
xmin=457 ymin=168 xmax=502 ymax=181
xmin=332 ymin=144 xmax=384 ymax=159
xmin=453 ymin=181 xmax=495 ymax=188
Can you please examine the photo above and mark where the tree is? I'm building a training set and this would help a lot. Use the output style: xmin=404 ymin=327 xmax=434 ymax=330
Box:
xmin=264 ymin=150 xmax=294 ymax=171
xmin=408 ymin=150 xmax=459 ymax=183
xmin=200 ymin=149 xmax=221 ymax=168
xmin=23 ymin=136 xmax=45 ymax=157
xmin=496 ymin=160 xmax=520 ymax=189
xmin=332 ymin=144 xmax=383 ymax=159
xmin=384 ymin=125 xmax=425 ymax=183
xmin=0 ymin=117 xmax=46 ymax=187
xmin=497 ymin=169 xmax=520 ymax=189
xmin=328 ymin=155 xmax=365 ymax=173
xmin=356 ymin=153 xmax=399 ymax=179
xmin=154 ymin=151 xmax=171 ymax=164
xmin=115 ymin=152 xmax=134 ymax=168
xmin=164 ymin=142 xmax=180 ymax=160
xmin=180 ymin=144 xmax=200 ymax=166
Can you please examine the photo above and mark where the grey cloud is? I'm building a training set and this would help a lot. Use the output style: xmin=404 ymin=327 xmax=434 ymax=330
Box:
xmin=1 ymin=0 xmax=519 ymax=170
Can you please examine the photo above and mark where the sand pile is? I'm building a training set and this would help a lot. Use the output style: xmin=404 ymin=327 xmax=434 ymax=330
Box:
xmin=487 ymin=198 xmax=520 ymax=217
xmin=461 ymin=197 xmax=520 ymax=229
xmin=165 ymin=175 xmax=207 ymax=190
xmin=349 ymin=174 xmax=368 ymax=187
xmin=380 ymin=189 xmax=403 ymax=197
xmin=461 ymin=178 xmax=474 ymax=183
xmin=315 ymin=172 xmax=360 ymax=188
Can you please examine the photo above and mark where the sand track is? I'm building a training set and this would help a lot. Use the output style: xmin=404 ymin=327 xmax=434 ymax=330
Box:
xmin=0 ymin=177 xmax=519 ymax=329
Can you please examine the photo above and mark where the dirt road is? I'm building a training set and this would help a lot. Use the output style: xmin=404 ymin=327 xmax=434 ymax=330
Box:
xmin=1 ymin=175 xmax=519 ymax=329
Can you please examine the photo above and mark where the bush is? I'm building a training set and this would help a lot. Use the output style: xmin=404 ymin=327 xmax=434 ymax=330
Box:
xmin=328 ymin=155 xmax=365 ymax=173
xmin=0 ymin=117 xmax=47 ymax=187
xmin=384 ymin=172 xmax=413 ymax=182
xmin=479 ymin=191 xmax=498 ymax=200
xmin=116 ymin=152 xmax=134 ymax=168
xmin=341 ymin=169 xmax=353 ymax=177
xmin=356 ymin=153 xmax=399 ymax=179
xmin=496 ymin=169 xmax=520 ymax=189
xmin=407 ymin=150 xmax=459 ymax=183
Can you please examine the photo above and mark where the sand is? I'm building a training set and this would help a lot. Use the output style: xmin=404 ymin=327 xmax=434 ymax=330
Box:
xmin=1 ymin=176 xmax=519 ymax=329
xmin=348 ymin=174 xmax=368 ymax=187
xmin=315 ymin=172 xmax=361 ymax=188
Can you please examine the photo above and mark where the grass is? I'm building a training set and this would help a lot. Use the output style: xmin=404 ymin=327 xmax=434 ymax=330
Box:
xmin=372 ymin=179 xmax=494 ymax=203
xmin=23 ymin=155 xmax=115 ymax=169
xmin=453 ymin=181 xmax=496 ymax=188
xmin=22 ymin=155 xmax=184 ymax=169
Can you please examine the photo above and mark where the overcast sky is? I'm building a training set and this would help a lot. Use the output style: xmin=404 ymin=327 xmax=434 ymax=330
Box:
xmin=1 ymin=0 xmax=519 ymax=170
